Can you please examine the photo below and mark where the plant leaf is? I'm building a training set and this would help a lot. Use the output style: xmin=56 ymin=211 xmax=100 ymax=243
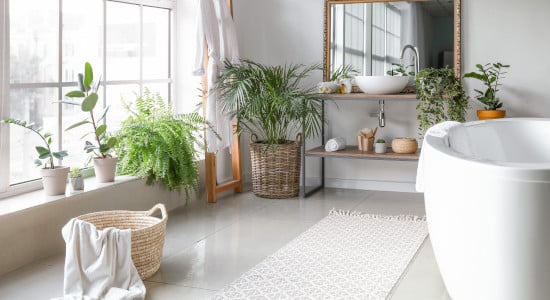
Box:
xmin=65 ymin=90 xmax=85 ymax=98
xmin=82 ymin=93 xmax=98 ymax=112
xmin=35 ymin=146 xmax=49 ymax=156
xmin=65 ymin=120 xmax=90 ymax=131
xmin=95 ymin=124 xmax=106 ymax=137
xmin=52 ymin=150 xmax=68 ymax=159
xmin=34 ymin=159 xmax=43 ymax=167
xmin=84 ymin=62 xmax=93 ymax=90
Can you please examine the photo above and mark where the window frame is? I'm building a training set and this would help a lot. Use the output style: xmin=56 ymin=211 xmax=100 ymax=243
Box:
xmin=0 ymin=0 xmax=175 ymax=197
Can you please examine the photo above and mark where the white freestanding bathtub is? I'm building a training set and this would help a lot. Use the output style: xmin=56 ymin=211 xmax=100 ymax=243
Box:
xmin=418 ymin=118 xmax=550 ymax=300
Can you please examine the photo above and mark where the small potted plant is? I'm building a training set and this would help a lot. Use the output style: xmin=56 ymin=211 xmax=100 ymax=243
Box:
xmin=331 ymin=64 xmax=359 ymax=93
xmin=69 ymin=167 xmax=84 ymax=191
xmin=1 ymin=118 xmax=69 ymax=195
xmin=64 ymin=62 xmax=118 ymax=182
xmin=374 ymin=138 xmax=386 ymax=154
xmin=464 ymin=62 xmax=510 ymax=120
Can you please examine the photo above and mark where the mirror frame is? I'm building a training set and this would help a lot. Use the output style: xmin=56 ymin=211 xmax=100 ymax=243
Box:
xmin=323 ymin=0 xmax=461 ymax=80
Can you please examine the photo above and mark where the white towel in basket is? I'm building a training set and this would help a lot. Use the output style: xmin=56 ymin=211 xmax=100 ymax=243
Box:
xmin=325 ymin=137 xmax=346 ymax=152
xmin=53 ymin=218 xmax=146 ymax=300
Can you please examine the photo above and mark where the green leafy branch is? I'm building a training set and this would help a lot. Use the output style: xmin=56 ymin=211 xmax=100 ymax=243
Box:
xmin=64 ymin=62 xmax=117 ymax=158
xmin=464 ymin=62 xmax=510 ymax=110
xmin=1 ymin=118 xmax=68 ymax=169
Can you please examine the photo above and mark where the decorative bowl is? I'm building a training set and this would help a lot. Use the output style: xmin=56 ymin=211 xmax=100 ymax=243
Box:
xmin=391 ymin=138 xmax=418 ymax=154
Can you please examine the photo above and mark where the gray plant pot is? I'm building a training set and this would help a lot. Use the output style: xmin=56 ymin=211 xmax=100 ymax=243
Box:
xmin=70 ymin=176 xmax=84 ymax=191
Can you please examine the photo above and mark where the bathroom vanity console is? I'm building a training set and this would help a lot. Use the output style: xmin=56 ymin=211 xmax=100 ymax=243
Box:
xmin=301 ymin=92 xmax=419 ymax=197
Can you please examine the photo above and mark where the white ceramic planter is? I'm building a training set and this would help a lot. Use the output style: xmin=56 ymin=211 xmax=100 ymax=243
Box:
xmin=93 ymin=157 xmax=118 ymax=183
xmin=40 ymin=166 xmax=70 ymax=196
xmin=374 ymin=142 xmax=386 ymax=154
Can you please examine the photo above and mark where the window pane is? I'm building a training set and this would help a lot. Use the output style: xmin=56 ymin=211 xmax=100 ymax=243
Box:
xmin=143 ymin=7 xmax=169 ymax=79
xmin=106 ymin=2 xmax=140 ymax=80
xmin=9 ymin=88 xmax=58 ymax=184
xmin=10 ymin=0 xmax=58 ymax=84
xmin=62 ymin=0 xmax=103 ymax=82
xmin=105 ymin=84 xmax=140 ymax=131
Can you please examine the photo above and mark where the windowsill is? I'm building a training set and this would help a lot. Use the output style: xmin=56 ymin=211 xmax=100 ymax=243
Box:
xmin=0 ymin=175 xmax=139 ymax=217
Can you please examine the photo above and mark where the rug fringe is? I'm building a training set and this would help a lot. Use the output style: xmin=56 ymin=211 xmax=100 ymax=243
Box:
xmin=329 ymin=208 xmax=426 ymax=222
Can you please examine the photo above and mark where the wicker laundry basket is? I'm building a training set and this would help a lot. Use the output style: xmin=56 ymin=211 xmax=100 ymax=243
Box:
xmin=250 ymin=134 xmax=301 ymax=199
xmin=77 ymin=203 xmax=168 ymax=280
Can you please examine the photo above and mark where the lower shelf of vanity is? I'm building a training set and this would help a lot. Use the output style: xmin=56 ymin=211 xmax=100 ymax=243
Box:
xmin=305 ymin=146 xmax=420 ymax=161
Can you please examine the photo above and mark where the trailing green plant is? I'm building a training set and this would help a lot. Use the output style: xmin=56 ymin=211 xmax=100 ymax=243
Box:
xmin=64 ymin=62 xmax=117 ymax=158
xmin=416 ymin=67 xmax=469 ymax=136
xmin=386 ymin=63 xmax=415 ymax=76
xmin=330 ymin=64 xmax=359 ymax=82
xmin=115 ymin=89 xmax=208 ymax=196
xmin=217 ymin=59 xmax=324 ymax=145
xmin=464 ymin=62 xmax=510 ymax=110
xmin=1 ymin=118 xmax=68 ymax=168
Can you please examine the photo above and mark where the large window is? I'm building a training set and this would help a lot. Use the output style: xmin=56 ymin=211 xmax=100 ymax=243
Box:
xmin=4 ymin=0 xmax=173 ymax=191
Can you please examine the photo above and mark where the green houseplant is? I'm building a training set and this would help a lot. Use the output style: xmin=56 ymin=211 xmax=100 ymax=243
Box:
xmin=64 ymin=62 xmax=118 ymax=182
xmin=416 ymin=67 xmax=469 ymax=136
xmin=1 ymin=118 xmax=69 ymax=195
xmin=464 ymin=62 xmax=510 ymax=120
xmin=217 ymin=59 xmax=323 ymax=198
xmin=69 ymin=167 xmax=84 ymax=191
xmin=115 ymin=89 xmax=207 ymax=198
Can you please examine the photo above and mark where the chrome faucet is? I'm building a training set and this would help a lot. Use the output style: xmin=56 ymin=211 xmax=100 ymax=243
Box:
xmin=400 ymin=44 xmax=420 ymax=75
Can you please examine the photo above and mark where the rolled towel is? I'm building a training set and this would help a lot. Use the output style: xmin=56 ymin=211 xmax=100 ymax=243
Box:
xmin=325 ymin=137 xmax=346 ymax=152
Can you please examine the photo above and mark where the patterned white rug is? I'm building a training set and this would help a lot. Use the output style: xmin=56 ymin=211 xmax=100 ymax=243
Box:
xmin=213 ymin=210 xmax=428 ymax=300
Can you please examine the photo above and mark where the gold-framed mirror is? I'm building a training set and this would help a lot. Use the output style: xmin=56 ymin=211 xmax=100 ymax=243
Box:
xmin=323 ymin=0 xmax=461 ymax=81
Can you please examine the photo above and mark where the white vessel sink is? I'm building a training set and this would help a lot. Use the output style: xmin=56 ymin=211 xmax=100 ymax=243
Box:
xmin=355 ymin=75 xmax=410 ymax=95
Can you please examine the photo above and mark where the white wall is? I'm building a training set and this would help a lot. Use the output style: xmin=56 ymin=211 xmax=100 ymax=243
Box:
xmin=463 ymin=0 xmax=550 ymax=119
xmin=181 ymin=0 xmax=550 ymax=192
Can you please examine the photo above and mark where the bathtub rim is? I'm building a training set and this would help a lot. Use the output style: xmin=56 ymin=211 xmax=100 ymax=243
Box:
xmin=424 ymin=118 xmax=550 ymax=181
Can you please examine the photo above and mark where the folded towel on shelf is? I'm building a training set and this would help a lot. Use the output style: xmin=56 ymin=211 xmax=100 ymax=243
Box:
xmin=325 ymin=137 xmax=346 ymax=152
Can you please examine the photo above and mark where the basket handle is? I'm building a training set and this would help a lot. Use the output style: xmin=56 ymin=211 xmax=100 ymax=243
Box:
xmin=295 ymin=133 xmax=302 ymax=145
xmin=250 ymin=133 xmax=258 ymax=143
xmin=147 ymin=203 xmax=167 ymax=220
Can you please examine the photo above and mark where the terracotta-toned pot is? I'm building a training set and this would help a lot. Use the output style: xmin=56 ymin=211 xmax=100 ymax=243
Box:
xmin=41 ymin=166 xmax=70 ymax=196
xmin=477 ymin=110 xmax=506 ymax=120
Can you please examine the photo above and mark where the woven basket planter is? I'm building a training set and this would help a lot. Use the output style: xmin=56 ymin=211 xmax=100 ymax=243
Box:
xmin=250 ymin=134 xmax=301 ymax=199
xmin=77 ymin=203 xmax=168 ymax=280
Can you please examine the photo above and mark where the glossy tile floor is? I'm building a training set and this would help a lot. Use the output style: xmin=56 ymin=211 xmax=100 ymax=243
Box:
xmin=0 ymin=188 xmax=451 ymax=299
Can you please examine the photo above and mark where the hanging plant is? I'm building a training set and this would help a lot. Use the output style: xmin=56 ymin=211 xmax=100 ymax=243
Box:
xmin=415 ymin=67 xmax=469 ymax=136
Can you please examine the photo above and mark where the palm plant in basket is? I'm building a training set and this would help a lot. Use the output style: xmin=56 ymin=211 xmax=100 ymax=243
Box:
xmin=217 ymin=59 xmax=323 ymax=198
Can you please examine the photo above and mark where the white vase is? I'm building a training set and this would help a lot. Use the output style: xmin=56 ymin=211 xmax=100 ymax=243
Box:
xmin=374 ymin=142 xmax=386 ymax=154
xmin=41 ymin=166 xmax=70 ymax=196
xmin=93 ymin=157 xmax=118 ymax=183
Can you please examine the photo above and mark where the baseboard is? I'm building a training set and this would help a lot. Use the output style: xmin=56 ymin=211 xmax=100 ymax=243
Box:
xmin=305 ymin=177 xmax=417 ymax=193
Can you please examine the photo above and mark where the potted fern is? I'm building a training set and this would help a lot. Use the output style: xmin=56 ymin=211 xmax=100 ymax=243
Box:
xmin=464 ymin=62 xmax=510 ymax=120
xmin=1 ymin=118 xmax=69 ymax=195
xmin=115 ymin=89 xmax=208 ymax=199
xmin=217 ymin=59 xmax=323 ymax=198
xmin=64 ymin=62 xmax=118 ymax=182
xmin=416 ymin=67 xmax=469 ymax=136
